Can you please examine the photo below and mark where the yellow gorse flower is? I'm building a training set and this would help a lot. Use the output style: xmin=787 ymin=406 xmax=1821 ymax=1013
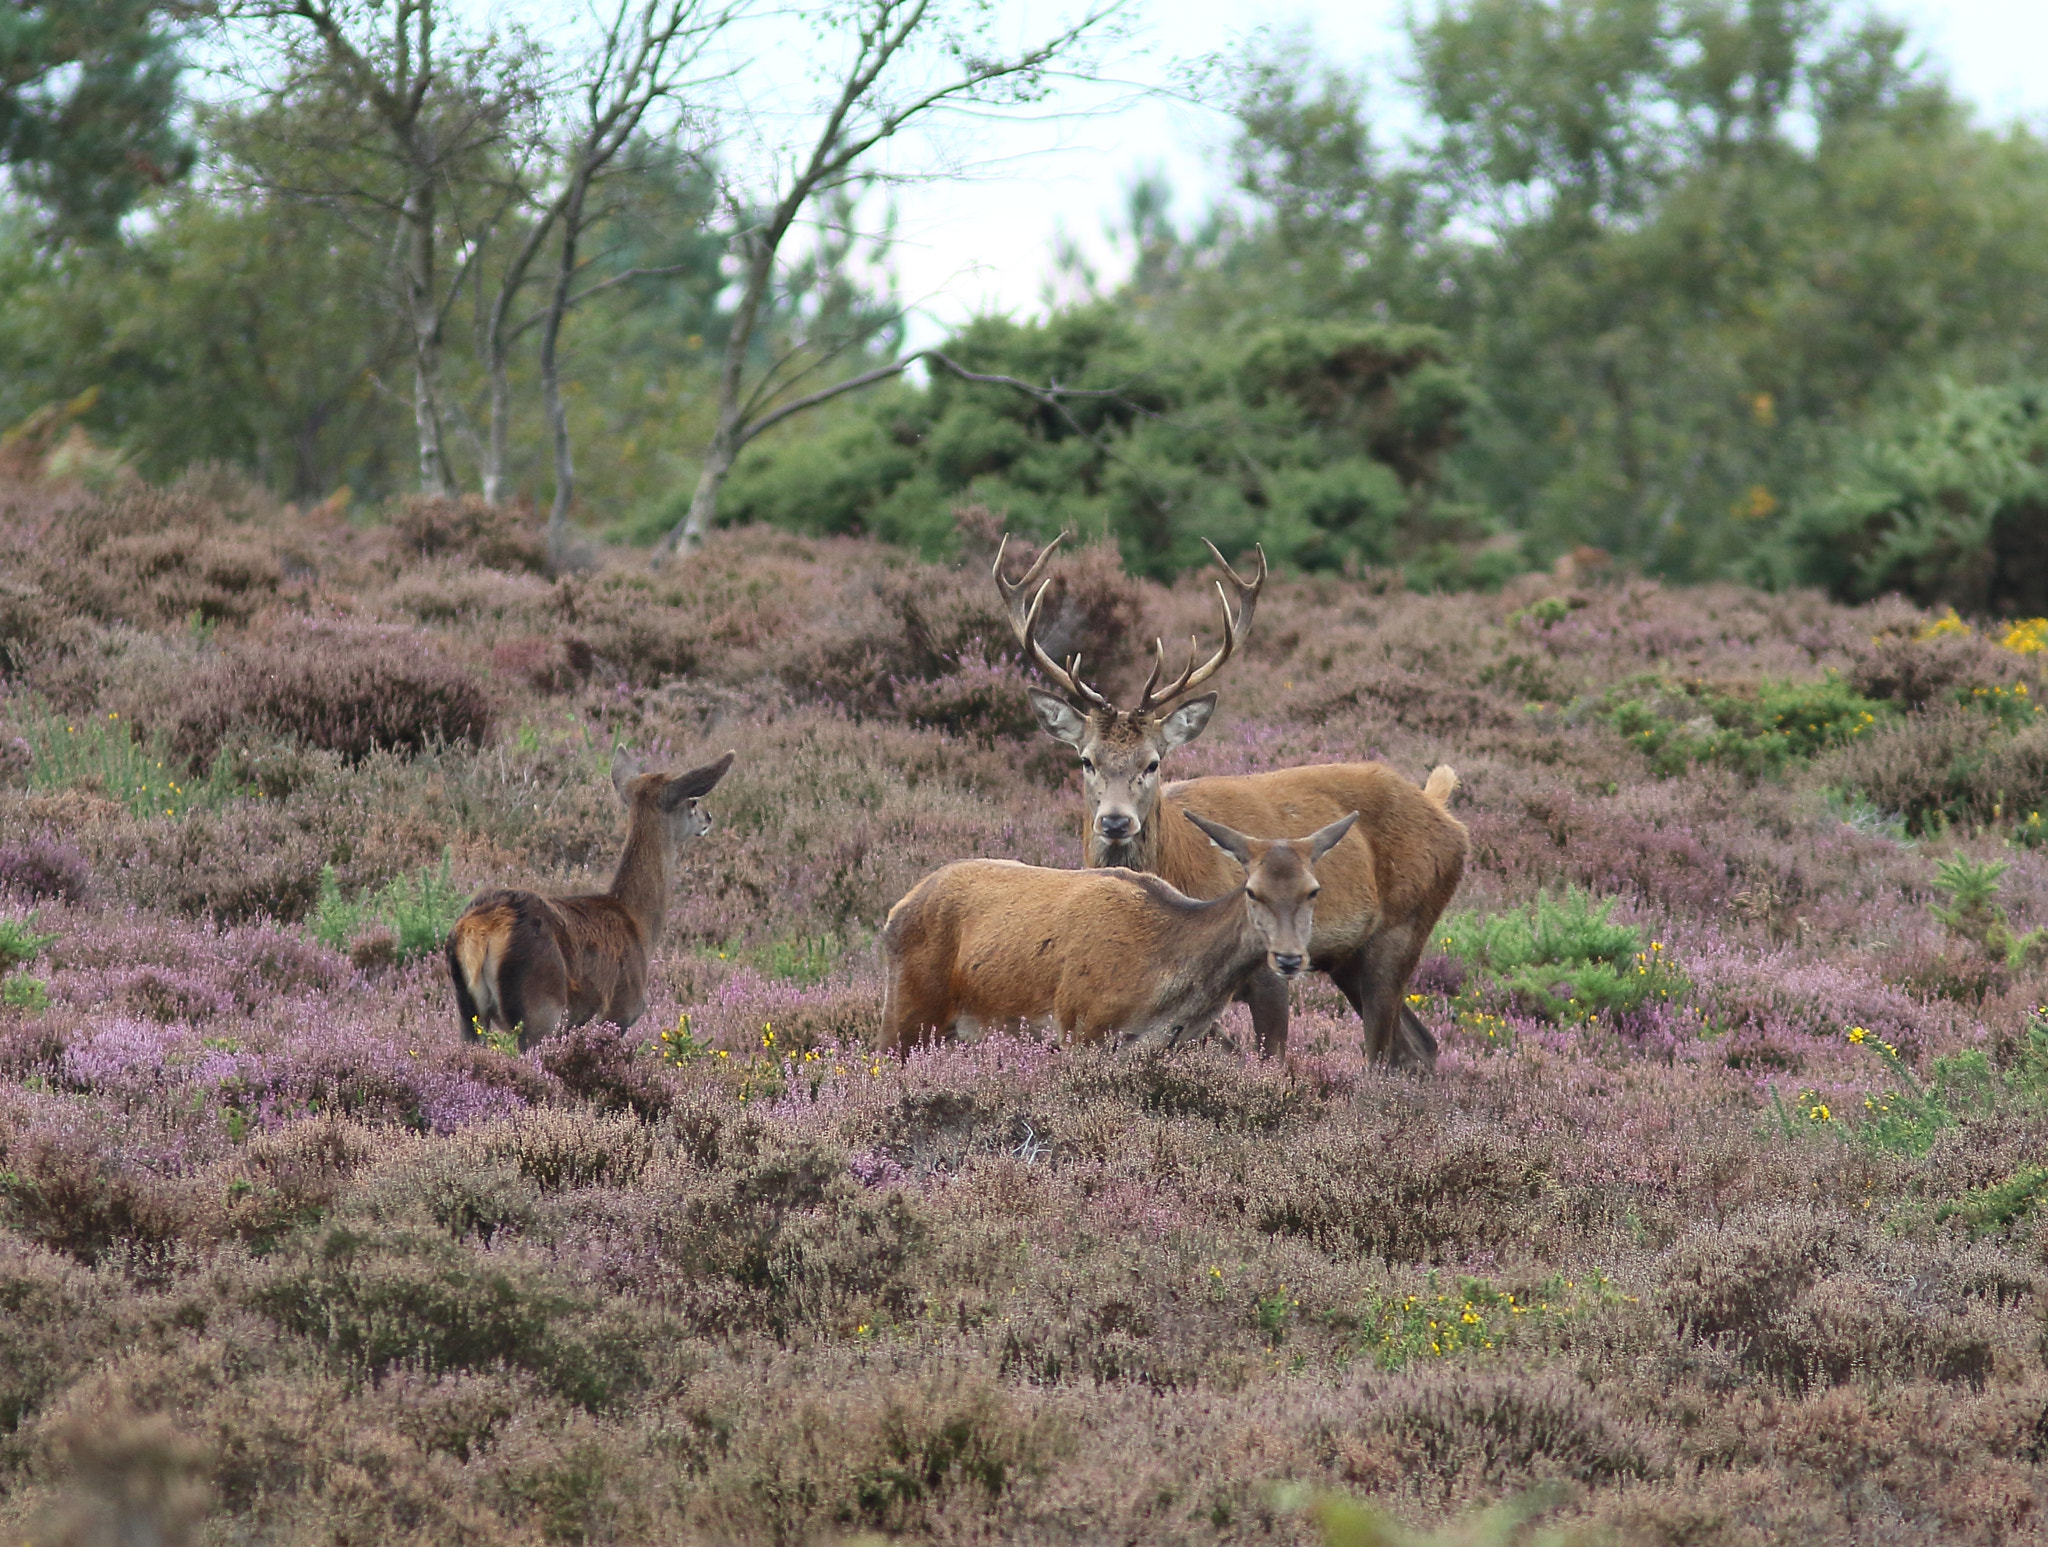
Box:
xmin=1918 ymin=609 xmax=1972 ymax=641
xmin=1998 ymin=617 xmax=2047 ymax=655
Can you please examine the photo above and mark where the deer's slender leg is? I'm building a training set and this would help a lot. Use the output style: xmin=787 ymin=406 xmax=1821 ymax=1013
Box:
xmin=1241 ymin=968 xmax=1289 ymax=1059
xmin=503 ymin=945 xmax=569 ymax=1052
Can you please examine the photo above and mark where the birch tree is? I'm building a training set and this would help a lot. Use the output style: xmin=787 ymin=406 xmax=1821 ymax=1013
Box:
xmin=223 ymin=0 xmax=546 ymax=496
xmin=653 ymin=0 xmax=1124 ymax=559
xmin=516 ymin=0 xmax=735 ymax=558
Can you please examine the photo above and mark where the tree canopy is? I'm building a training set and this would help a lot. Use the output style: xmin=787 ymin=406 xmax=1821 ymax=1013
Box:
xmin=0 ymin=0 xmax=192 ymax=240
xmin=5 ymin=0 xmax=2048 ymax=606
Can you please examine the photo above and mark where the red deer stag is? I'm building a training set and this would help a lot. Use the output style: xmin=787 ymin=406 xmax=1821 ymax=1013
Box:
xmin=996 ymin=534 xmax=1464 ymax=1067
xmin=448 ymin=748 xmax=735 ymax=1050
xmin=882 ymin=809 xmax=1358 ymax=1051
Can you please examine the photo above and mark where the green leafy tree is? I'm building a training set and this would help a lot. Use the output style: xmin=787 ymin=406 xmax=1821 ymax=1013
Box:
xmin=0 ymin=0 xmax=193 ymax=240
xmin=1168 ymin=2 xmax=2048 ymax=583
xmin=1781 ymin=380 xmax=2048 ymax=616
xmin=0 ymin=121 xmax=415 ymax=498
xmin=718 ymin=304 xmax=1478 ymax=577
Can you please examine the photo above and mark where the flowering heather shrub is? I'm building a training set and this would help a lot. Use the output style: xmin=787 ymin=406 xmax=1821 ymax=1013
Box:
xmin=534 ymin=1021 xmax=674 ymax=1119
xmin=385 ymin=494 xmax=548 ymax=574
xmin=24 ymin=484 xmax=289 ymax=632
xmin=168 ymin=620 xmax=494 ymax=766
xmin=0 ymin=838 xmax=87 ymax=903
xmin=551 ymin=569 xmax=702 ymax=685
xmin=1812 ymin=705 xmax=2048 ymax=832
xmin=130 ymin=802 xmax=326 ymax=920
xmin=0 ymin=579 xmax=83 ymax=678
xmin=0 ymin=475 xmax=2045 ymax=1542
xmin=1849 ymin=626 xmax=2029 ymax=708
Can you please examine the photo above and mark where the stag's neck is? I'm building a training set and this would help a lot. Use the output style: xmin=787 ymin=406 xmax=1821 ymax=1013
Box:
xmin=1086 ymin=826 xmax=1156 ymax=873
xmin=1088 ymin=788 xmax=1219 ymax=896
xmin=607 ymin=812 xmax=670 ymax=946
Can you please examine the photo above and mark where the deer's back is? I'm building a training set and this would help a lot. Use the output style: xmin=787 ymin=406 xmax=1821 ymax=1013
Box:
xmin=455 ymin=886 xmax=648 ymax=1018
xmin=885 ymin=859 xmax=1207 ymax=1036
xmin=1164 ymin=763 xmax=1466 ymax=938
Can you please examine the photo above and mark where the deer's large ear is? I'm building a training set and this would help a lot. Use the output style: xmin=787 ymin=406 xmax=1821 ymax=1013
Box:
xmin=1156 ymin=691 xmax=1217 ymax=751
xmin=1307 ymin=810 xmax=1360 ymax=864
xmin=660 ymin=749 xmax=736 ymax=809
xmin=611 ymin=749 xmax=644 ymax=802
xmin=1028 ymin=688 xmax=1088 ymax=749
xmin=1184 ymin=808 xmax=1253 ymax=865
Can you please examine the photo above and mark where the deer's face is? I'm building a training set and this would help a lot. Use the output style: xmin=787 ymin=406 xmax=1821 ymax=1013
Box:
xmin=613 ymin=750 xmax=736 ymax=861
xmin=1029 ymin=690 xmax=1216 ymax=852
xmin=1186 ymin=809 xmax=1359 ymax=979
xmin=661 ymin=785 xmax=716 ymax=846
xmin=1241 ymin=841 xmax=1321 ymax=978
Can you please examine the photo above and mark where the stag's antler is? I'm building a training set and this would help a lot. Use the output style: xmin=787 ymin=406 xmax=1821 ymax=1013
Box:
xmin=1134 ymin=539 xmax=1267 ymax=714
xmin=993 ymin=532 xmax=1113 ymax=711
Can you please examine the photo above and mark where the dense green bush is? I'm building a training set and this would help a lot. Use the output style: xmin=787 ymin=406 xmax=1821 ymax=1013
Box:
xmin=1434 ymin=889 xmax=1683 ymax=1025
xmin=717 ymin=308 xmax=1485 ymax=578
xmin=1782 ymin=382 xmax=2048 ymax=615
xmin=310 ymin=849 xmax=465 ymax=966
xmin=1604 ymin=674 xmax=1892 ymax=779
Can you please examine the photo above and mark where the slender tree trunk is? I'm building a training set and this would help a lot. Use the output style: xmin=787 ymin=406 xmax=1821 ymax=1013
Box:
xmin=482 ymin=196 xmax=558 ymax=510
xmin=541 ymin=178 xmax=591 ymax=568
xmin=404 ymin=175 xmax=451 ymax=496
xmin=481 ymin=363 xmax=509 ymax=505
xmin=413 ymin=352 xmax=449 ymax=495
xmin=659 ymin=236 xmax=774 ymax=560
xmin=674 ymin=435 xmax=736 ymax=552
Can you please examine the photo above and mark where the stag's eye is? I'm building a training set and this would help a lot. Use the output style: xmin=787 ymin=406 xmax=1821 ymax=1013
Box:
xmin=1078 ymin=757 xmax=1095 ymax=774
xmin=1144 ymin=760 xmax=1160 ymax=776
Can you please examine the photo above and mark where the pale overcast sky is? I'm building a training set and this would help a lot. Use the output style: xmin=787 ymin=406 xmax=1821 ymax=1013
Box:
xmin=855 ymin=0 xmax=2048 ymax=347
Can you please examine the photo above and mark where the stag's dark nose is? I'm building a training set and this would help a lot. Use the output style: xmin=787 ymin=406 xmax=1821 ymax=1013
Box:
xmin=1271 ymin=952 xmax=1306 ymax=977
xmin=1097 ymin=813 xmax=1136 ymax=842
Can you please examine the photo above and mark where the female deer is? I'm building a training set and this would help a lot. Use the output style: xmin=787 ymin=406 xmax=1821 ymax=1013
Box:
xmin=448 ymin=749 xmax=735 ymax=1049
xmin=882 ymin=810 xmax=1358 ymax=1052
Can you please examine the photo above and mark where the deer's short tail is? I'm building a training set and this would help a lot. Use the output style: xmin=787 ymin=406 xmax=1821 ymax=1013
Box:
xmin=448 ymin=904 xmax=514 ymax=1037
xmin=1423 ymin=765 xmax=1460 ymax=808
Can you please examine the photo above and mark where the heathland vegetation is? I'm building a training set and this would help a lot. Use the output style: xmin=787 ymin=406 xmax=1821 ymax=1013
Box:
xmin=2 ymin=0 xmax=2048 ymax=1541
xmin=0 ymin=469 xmax=2037 ymax=1541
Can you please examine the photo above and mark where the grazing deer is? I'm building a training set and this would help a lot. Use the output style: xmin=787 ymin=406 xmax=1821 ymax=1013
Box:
xmin=882 ymin=810 xmax=1358 ymax=1052
xmin=448 ymin=749 xmax=735 ymax=1050
xmin=996 ymin=534 xmax=1465 ymax=1067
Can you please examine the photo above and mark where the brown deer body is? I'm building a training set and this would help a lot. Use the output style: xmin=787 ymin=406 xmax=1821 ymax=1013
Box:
xmin=882 ymin=810 xmax=1356 ymax=1052
xmin=448 ymin=750 xmax=735 ymax=1050
xmin=997 ymin=535 xmax=1466 ymax=1067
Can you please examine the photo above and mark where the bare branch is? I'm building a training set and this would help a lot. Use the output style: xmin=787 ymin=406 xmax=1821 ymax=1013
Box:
xmin=735 ymin=358 xmax=921 ymax=444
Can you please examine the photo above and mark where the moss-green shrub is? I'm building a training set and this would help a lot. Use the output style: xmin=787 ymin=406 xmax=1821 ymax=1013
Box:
xmin=1605 ymin=674 xmax=1890 ymax=778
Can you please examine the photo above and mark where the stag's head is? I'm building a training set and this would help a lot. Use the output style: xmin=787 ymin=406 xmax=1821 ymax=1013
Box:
xmin=995 ymin=533 xmax=1265 ymax=863
xmin=1185 ymin=809 xmax=1358 ymax=978
xmin=612 ymin=749 xmax=737 ymax=858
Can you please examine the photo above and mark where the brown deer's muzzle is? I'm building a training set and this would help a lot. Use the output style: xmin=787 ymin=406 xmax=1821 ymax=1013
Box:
xmin=1096 ymin=810 xmax=1137 ymax=843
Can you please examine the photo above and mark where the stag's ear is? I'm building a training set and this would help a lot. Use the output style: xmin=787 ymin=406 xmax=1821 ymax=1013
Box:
xmin=1306 ymin=810 xmax=1360 ymax=864
xmin=1028 ymin=688 xmax=1088 ymax=749
xmin=611 ymin=749 xmax=644 ymax=802
xmin=660 ymin=749 xmax=736 ymax=809
xmin=1184 ymin=808 xmax=1253 ymax=865
xmin=1156 ymin=692 xmax=1217 ymax=751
